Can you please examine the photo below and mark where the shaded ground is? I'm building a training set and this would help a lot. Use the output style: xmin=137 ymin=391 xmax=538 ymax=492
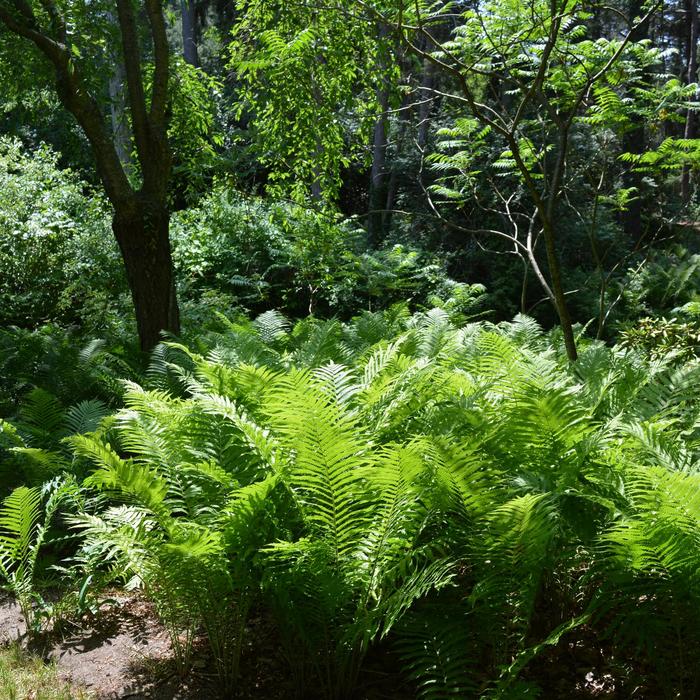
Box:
xmin=0 ymin=592 xmax=293 ymax=699
xmin=0 ymin=591 xmax=639 ymax=699
xmin=49 ymin=594 xmax=187 ymax=699
xmin=0 ymin=587 xmax=414 ymax=699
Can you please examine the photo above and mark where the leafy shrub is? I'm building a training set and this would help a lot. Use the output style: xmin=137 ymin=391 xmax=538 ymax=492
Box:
xmin=62 ymin=308 xmax=700 ymax=697
xmin=619 ymin=245 xmax=700 ymax=321
xmin=170 ymin=188 xmax=482 ymax=319
xmin=0 ymin=138 xmax=126 ymax=331
xmin=619 ymin=316 xmax=700 ymax=361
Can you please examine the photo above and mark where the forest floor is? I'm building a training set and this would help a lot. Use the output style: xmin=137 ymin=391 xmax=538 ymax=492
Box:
xmin=0 ymin=592 xmax=293 ymax=699
xmin=0 ymin=591 xmax=628 ymax=699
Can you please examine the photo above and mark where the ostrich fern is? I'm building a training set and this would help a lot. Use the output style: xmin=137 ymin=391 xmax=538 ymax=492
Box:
xmin=0 ymin=478 xmax=77 ymax=633
xmin=68 ymin=308 xmax=700 ymax=697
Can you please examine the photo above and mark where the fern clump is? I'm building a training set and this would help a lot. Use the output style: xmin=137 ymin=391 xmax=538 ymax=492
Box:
xmin=55 ymin=308 xmax=700 ymax=696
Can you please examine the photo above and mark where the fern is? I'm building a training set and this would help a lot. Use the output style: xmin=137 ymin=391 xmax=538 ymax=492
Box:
xmin=253 ymin=309 xmax=291 ymax=345
xmin=0 ymin=479 xmax=75 ymax=633
xmin=396 ymin=604 xmax=480 ymax=699
xmin=64 ymin=309 xmax=700 ymax=696
xmin=64 ymin=399 xmax=110 ymax=436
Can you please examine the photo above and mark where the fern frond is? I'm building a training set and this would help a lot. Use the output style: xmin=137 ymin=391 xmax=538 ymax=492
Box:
xmin=313 ymin=363 xmax=360 ymax=407
xmin=263 ymin=370 xmax=373 ymax=562
xmin=74 ymin=435 xmax=170 ymax=518
xmin=65 ymin=399 xmax=110 ymax=435
xmin=0 ymin=486 xmax=42 ymax=575
xmin=396 ymin=605 xmax=479 ymax=699
xmin=253 ymin=309 xmax=290 ymax=345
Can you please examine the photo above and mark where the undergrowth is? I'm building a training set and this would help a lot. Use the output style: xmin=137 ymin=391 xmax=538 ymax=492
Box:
xmin=1 ymin=307 xmax=699 ymax=698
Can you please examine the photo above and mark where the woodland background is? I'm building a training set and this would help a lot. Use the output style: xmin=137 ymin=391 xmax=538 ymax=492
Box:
xmin=0 ymin=0 xmax=700 ymax=698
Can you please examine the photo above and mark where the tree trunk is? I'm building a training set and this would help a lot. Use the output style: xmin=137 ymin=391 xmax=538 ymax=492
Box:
xmin=368 ymin=87 xmax=389 ymax=246
xmin=367 ymin=24 xmax=391 ymax=244
xmin=541 ymin=219 xmax=578 ymax=361
xmin=0 ymin=0 xmax=178 ymax=352
xmin=417 ymin=56 xmax=436 ymax=149
xmin=681 ymin=0 xmax=698 ymax=203
xmin=181 ymin=0 xmax=199 ymax=67
xmin=310 ymin=69 xmax=325 ymax=202
xmin=108 ymin=60 xmax=132 ymax=171
xmin=112 ymin=198 xmax=180 ymax=351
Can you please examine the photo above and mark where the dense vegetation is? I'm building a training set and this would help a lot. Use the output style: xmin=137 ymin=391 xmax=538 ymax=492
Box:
xmin=1 ymin=0 xmax=700 ymax=697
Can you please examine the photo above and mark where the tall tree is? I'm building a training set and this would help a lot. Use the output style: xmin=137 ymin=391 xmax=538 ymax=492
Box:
xmin=181 ymin=0 xmax=200 ymax=67
xmin=621 ymin=0 xmax=651 ymax=239
xmin=367 ymin=25 xmax=391 ymax=244
xmin=681 ymin=0 xmax=699 ymax=203
xmin=359 ymin=0 xmax=663 ymax=361
xmin=0 ymin=0 xmax=179 ymax=350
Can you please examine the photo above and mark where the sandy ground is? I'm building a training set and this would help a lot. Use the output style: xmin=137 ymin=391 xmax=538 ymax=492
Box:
xmin=0 ymin=592 xmax=236 ymax=699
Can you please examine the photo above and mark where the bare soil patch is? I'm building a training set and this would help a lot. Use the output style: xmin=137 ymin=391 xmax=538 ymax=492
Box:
xmin=0 ymin=592 xmax=291 ymax=699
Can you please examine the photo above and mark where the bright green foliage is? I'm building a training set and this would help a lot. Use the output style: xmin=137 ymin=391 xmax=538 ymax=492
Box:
xmin=621 ymin=136 xmax=700 ymax=174
xmin=144 ymin=58 xmax=224 ymax=204
xmin=424 ymin=0 xmax=695 ymax=201
xmin=0 ymin=478 xmax=77 ymax=633
xmin=229 ymin=0 xmax=392 ymax=202
xmin=64 ymin=306 xmax=700 ymax=696
xmin=170 ymin=188 xmax=481 ymax=318
xmin=3 ymin=2 xmax=700 ymax=693
xmin=0 ymin=139 xmax=125 ymax=330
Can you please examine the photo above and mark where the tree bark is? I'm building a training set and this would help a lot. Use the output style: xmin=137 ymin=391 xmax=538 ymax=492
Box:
xmin=541 ymin=219 xmax=578 ymax=361
xmin=383 ymin=98 xmax=411 ymax=232
xmin=113 ymin=198 xmax=179 ymax=351
xmin=621 ymin=0 xmax=650 ymax=240
xmin=417 ymin=57 xmax=436 ymax=149
xmin=368 ymin=86 xmax=389 ymax=245
xmin=181 ymin=0 xmax=200 ymax=67
xmin=109 ymin=60 xmax=132 ymax=172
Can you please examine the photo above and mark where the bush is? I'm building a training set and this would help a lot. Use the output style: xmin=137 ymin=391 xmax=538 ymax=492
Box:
xmin=57 ymin=308 xmax=700 ymax=698
xmin=170 ymin=188 xmax=484 ymax=320
xmin=0 ymin=138 xmax=126 ymax=331
xmin=619 ymin=316 xmax=700 ymax=361
xmin=619 ymin=245 xmax=700 ymax=322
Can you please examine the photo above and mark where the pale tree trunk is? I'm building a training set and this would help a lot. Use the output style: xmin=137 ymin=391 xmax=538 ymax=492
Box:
xmin=367 ymin=24 xmax=391 ymax=244
xmin=368 ymin=87 xmax=389 ymax=245
xmin=383 ymin=97 xmax=411 ymax=232
xmin=310 ymin=62 xmax=325 ymax=202
xmin=681 ymin=0 xmax=698 ymax=204
xmin=105 ymin=10 xmax=131 ymax=171
xmin=417 ymin=56 xmax=436 ymax=149
xmin=108 ymin=60 xmax=131 ymax=171
xmin=621 ymin=0 xmax=649 ymax=240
